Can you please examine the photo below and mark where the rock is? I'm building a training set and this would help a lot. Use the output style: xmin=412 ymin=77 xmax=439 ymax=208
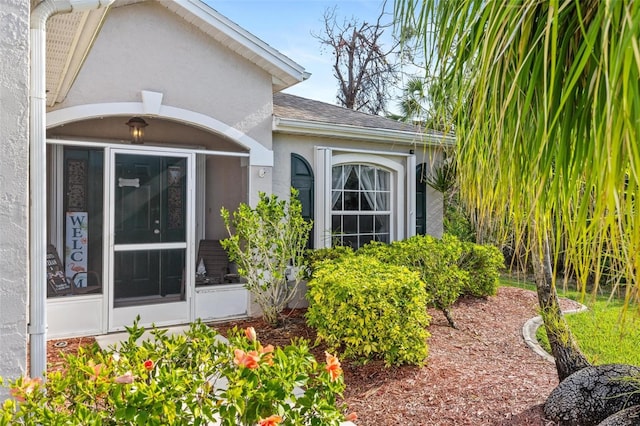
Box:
xmin=597 ymin=405 xmax=640 ymax=426
xmin=544 ymin=364 xmax=640 ymax=426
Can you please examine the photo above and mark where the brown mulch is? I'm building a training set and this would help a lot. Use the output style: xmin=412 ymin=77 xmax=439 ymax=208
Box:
xmin=47 ymin=286 xmax=581 ymax=425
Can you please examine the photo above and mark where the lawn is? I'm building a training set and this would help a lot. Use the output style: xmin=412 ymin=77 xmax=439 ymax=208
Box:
xmin=502 ymin=276 xmax=640 ymax=366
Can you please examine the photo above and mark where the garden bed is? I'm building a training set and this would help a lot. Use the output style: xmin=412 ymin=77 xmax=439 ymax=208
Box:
xmin=47 ymin=286 xmax=581 ymax=425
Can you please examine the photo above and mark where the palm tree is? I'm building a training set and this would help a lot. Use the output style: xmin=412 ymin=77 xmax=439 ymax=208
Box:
xmin=395 ymin=0 xmax=639 ymax=382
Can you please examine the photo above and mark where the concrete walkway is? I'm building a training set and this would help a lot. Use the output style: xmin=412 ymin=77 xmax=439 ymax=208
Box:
xmin=94 ymin=325 xmax=221 ymax=350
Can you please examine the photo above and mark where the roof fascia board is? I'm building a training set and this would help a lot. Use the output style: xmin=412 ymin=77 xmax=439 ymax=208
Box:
xmin=273 ymin=117 xmax=456 ymax=147
xmin=173 ymin=0 xmax=309 ymax=88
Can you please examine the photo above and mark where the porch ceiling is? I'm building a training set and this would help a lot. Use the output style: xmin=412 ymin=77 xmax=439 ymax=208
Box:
xmin=47 ymin=116 xmax=249 ymax=152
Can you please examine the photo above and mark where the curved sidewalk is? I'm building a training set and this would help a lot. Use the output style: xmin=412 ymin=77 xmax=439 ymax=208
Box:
xmin=522 ymin=301 xmax=588 ymax=362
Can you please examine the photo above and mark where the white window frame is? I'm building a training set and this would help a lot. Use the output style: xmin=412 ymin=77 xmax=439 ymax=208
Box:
xmin=330 ymin=163 xmax=392 ymax=248
xmin=315 ymin=148 xmax=413 ymax=248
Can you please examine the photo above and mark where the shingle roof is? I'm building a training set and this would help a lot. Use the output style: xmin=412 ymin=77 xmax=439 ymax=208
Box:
xmin=273 ymin=92 xmax=443 ymax=136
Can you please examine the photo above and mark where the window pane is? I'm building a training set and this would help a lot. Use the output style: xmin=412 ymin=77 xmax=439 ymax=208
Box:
xmin=360 ymin=215 xmax=374 ymax=233
xmin=343 ymin=215 xmax=357 ymax=234
xmin=376 ymin=192 xmax=389 ymax=210
xmin=375 ymin=234 xmax=390 ymax=244
xmin=360 ymin=193 xmax=373 ymax=210
xmin=343 ymin=236 xmax=358 ymax=248
xmin=361 ymin=166 xmax=376 ymax=190
xmin=375 ymin=215 xmax=390 ymax=233
xmin=344 ymin=167 xmax=359 ymax=190
xmin=344 ymin=191 xmax=359 ymax=210
xmin=331 ymin=215 xmax=342 ymax=233
xmin=377 ymin=170 xmax=390 ymax=191
xmin=332 ymin=191 xmax=343 ymax=210
xmin=332 ymin=166 xmax=343 ymax=189
xmin=360 ymin=234 xmax=374 ymax=246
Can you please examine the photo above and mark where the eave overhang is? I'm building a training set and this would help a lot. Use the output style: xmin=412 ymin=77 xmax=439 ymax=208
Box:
xmin=273 ymin=116 xmax=456 ymax=148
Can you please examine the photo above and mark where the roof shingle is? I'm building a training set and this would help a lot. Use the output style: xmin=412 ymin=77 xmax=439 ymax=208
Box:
xmin=273 ymin=92 xmax=443 ymax=136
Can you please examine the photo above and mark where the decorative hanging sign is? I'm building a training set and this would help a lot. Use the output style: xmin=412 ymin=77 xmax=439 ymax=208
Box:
xmin=65 ymin=212 xmax=88 ymax=288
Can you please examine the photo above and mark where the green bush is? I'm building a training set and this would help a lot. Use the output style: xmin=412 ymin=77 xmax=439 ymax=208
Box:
xmin=358 ymin=235 xmax=468 ymax=328
xmin=1 ymin=319 xmax=351 ymax=426
xmin=304 ymin=245 xmax=354 ymax=278
xmin=306 ymin=256 xmax=430 ymax=366
xmin=443 ymin=198 xmax=476 ymax=242
xmin=458 ymin=242 xmax=504 ymax=297
xmin=221 ymin=189 xmax=312 ymax=327
xmin=353 ymin=240 xmax=394 ymax=261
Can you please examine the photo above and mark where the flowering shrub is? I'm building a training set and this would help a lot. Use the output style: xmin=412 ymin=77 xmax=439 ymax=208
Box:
xmin=0 ymin=319 xmax=352 ymax=425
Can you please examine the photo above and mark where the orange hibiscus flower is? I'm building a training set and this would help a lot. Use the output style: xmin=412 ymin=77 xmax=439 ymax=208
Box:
xmin=260 ymin=344 xmax=275 ymax=366
xmin=258 ymin=414 xmax=283 ymax=426
xmin=325 ymin=351 xmax=342 ymax=381
xmin=10 ymin=377 xmax=42 ymax=402
xmin=234 ymin=349 xmax=260 ymax=369
xmin=245 ymin=326 xmax=257 ymax=342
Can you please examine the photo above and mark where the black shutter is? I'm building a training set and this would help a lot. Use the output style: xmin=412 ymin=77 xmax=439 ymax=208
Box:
xmin=291 ymin=154 xmax=314 ymax=248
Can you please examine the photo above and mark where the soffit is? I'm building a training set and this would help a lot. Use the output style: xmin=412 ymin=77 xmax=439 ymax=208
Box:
xmin=46 ymin=9 xmax=109 ymax=106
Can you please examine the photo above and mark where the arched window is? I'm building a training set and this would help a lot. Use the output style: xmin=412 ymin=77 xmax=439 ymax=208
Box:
xmin=331 ymin=164 xmax=391 ymax=248
xmin=291 ymin=154 xmax=314 ymax=248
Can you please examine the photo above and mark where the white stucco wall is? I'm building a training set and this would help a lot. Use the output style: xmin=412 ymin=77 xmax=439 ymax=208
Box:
xmin=272 ymin=133 xmax=444 ymax=239
xmin=50 ymin=1 xmax=274 ymax=147
xmin=0 ymin=0 xmax=29 ymax=395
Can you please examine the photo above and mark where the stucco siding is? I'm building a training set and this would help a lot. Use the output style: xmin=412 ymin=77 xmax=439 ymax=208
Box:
xmin=51 ymin=1 xmax=273 ymax=147
xmin=273 ymin=134 xmax=416 ymax=197
xmin=0 ymin=0 xmax=29 ymax=395
xmin=273 ymin=133 xmax=445 ymax=240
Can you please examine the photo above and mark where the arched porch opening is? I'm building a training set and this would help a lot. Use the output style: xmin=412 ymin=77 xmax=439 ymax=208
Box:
xmin=43 ymin=104 xmax=264 ymax=337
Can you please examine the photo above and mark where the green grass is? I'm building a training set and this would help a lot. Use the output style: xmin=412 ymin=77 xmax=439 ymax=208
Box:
xmin=501 ymin=277 xmax=640 ymax=366
xmin=500 ymin=276 xmax=537 ymax=292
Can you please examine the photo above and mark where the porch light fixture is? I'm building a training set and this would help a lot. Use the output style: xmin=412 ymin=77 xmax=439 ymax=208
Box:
xmin=126 ymin=116 xmax=148 ymax=144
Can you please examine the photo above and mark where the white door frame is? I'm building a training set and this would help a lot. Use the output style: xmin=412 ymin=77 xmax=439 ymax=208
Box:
xmin=105 ymin=146 xmax=196 ymax=331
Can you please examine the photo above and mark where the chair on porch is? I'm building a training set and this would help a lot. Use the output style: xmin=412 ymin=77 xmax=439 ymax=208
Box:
xmin=195 ymin=240 xmax=240 ymax=285
xmin=46 ymin=245 xmax=101 ymax=297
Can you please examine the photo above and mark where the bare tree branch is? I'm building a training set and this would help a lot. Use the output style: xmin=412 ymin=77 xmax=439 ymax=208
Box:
xmin=313 ymin=2 xmax=402 ymax=115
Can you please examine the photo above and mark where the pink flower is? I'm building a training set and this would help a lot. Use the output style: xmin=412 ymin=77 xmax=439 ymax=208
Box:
xmin=325 ymin=352 xmax=342 ymax=382
xmin=233 ymin=349 xmax=260 ymax=369
xmin=245 ymin=326 xmax=257 ymax=342
xmin=88 ymin=361 xmax=105 ymax=381
xmin=10 ymin=377 xmax=42 ymax=402
xmin=143 ymin=359 xmax=154 ymax=371
xmin=114 ymin=371 xmax=134 ymax=384
xmin=258 ymin=415 xmax=283 ymax=426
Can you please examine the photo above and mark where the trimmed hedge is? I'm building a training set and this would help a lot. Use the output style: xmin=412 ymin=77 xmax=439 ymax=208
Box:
xmin=357 ymin=234 xmax=468 ymax=328
xmin=306 ymin=256 xmax=430 ymax=366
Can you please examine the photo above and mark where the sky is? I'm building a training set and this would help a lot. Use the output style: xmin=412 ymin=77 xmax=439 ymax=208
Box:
xmin=204 ymin=0 xmax=396 ymax=108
